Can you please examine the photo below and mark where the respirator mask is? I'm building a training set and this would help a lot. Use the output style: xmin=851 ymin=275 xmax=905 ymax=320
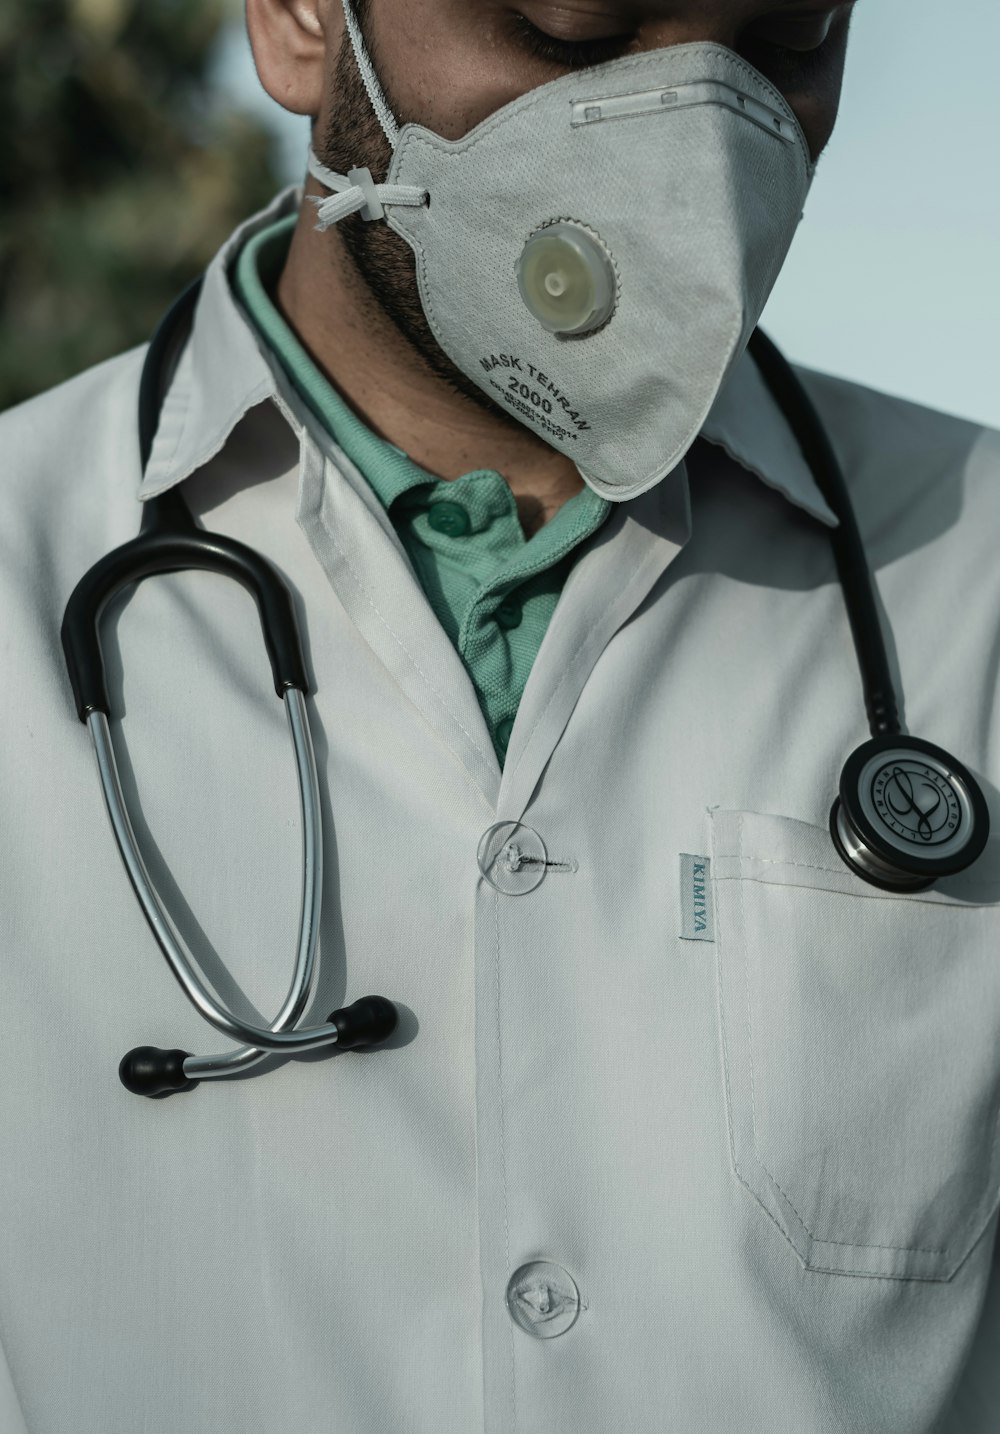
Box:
xmin=306 ymin=0 xmax=815 ymax=502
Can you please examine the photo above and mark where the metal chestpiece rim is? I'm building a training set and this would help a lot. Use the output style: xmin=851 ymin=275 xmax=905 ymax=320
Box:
xmin=829 ymin=733 xmax=990 ymax=892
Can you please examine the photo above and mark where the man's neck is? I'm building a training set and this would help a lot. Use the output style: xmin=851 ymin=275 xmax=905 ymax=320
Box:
xmin=274 ymin=192 xmax=585 ymax=538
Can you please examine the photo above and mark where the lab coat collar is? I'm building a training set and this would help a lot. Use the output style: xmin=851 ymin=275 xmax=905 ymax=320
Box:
xmin=701 ymin=348 xmax=840 ymax=529
xmin=138 ymin=185 xmax=839 ymax=530
xmin=138 ymin=184 xmax=302 ymax=501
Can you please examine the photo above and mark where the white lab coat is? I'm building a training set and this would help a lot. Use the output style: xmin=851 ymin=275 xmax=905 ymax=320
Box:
xmin=1 ymin=184 xmax=999 ymax=1433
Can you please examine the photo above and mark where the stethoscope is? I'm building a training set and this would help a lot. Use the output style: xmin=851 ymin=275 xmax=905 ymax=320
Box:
xmin=61 ymin=276 xmax=991 ymax=1098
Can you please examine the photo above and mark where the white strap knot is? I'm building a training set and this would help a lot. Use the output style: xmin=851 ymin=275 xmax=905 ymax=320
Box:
xmin=306 ymin=150 xmax=426 ymax=232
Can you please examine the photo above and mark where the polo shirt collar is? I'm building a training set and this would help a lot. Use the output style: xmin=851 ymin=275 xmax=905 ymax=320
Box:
xmin=138 ymin=186 xmax=839 ymax=530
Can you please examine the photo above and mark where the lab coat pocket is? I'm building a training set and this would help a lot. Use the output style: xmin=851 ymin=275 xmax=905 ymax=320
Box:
xmin=710 ymin=808 xmax=1000 ymax=1281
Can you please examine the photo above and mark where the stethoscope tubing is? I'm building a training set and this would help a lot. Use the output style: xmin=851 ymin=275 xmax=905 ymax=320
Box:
xmin=64 ymin=282 xmax=902 ymax=1076
xmin=746 ymin=329 xmax=900 ymax=738
xmin=62 ymin=506 xmax=310 ymax=721
xmin=62 ymin=276 xmax=357 ymax=1078
xmin=64 ymin=273 xmax=989 ymax=1096
xmin=88 ymin=688 xmax=333 ymax=1073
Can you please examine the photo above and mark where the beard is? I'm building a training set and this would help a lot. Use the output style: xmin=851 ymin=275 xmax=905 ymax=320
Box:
xmin=316 ymin=7 xmax=505 ymax=420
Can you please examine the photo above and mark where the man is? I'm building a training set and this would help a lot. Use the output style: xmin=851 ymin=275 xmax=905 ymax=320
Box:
xmin=1 ymin=2 xmax=998 ymax=1430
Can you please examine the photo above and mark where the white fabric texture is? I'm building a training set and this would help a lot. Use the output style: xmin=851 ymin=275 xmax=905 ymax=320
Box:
xmin=1 ymin=186 xmax=999 ymax=1433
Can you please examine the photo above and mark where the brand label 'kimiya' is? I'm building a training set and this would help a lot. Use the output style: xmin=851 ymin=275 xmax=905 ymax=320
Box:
xmin=679 ymin=854 xmax=715 ymax=942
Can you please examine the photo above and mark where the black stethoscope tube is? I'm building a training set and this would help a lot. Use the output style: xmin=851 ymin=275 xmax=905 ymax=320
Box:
xmin=61 ymin=278 xmax=309 ymax=722
xmin=138 ymin=277 xmax=202 ymax=476
xmin=61 ymin=517 xmax=310 ymax=720
xmin=747 ymin=329 xmax=900 ymax=739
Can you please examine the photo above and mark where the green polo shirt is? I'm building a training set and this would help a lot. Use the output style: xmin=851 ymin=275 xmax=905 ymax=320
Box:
xmin=231 ymin=214 xmax=612 ymax=765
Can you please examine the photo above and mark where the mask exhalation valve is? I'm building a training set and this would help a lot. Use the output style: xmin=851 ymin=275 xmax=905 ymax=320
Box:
xmin=516 ymin=221 xmax=617 ymax=335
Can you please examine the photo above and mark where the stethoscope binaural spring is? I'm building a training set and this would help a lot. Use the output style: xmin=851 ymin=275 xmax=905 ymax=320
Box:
xmin=60 ymin=277 xmax=990 ymax=1099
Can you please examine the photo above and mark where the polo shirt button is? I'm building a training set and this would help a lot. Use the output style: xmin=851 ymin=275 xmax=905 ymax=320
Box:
xmin=427 ymin=500 xmax=471 ymax=536
xmin=494 ymin=596 xmax=523 ymax=630
xmin=506 ymin=1261 xmax=581 ymax=1338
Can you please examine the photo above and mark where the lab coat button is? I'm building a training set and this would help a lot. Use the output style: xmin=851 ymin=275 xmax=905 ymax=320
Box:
xmin=427 ymin=500 xmax=471 ymax=536
xmin=506 ymin=1261 xmax=581 ymax=1338
xmin=477 ymin=820 xmax=547 ymax=894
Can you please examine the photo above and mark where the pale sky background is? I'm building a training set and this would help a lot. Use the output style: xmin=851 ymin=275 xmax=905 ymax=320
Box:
xmin=211 ymin=1 xmax=1000 ymax=429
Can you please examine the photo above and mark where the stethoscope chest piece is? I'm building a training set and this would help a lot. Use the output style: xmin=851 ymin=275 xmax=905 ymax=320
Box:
xmin=830 ymin=733 xmax=990 ymax=892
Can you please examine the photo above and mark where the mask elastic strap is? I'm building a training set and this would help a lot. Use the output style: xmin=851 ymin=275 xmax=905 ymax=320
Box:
xmin=339 ymin=0 xmax=399 ymax=149
xmin=306 ymin=2 xmax=425 ymax=231
xmin=305 ymin=149 xmax=426 ymax=231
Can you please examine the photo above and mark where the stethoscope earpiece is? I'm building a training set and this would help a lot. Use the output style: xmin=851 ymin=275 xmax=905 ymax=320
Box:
xmin=829 ymin=734 xmax=990 ymax=893
xmin=117 ymin=996 xmax=399 ymax=1097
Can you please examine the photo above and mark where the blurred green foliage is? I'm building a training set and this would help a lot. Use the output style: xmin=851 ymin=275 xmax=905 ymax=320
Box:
xmin=0 ymin=0 xmax=283 ymax=410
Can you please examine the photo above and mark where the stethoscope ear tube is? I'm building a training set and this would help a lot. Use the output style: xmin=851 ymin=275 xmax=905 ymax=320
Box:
xmin=61 ymin=271 xmax=311 ymax=722
xmin=118 ymin=997 xmax=399 ymax=1097
xmin=137 ymin=276 xmax=203 ymax=474
xmin=61 ymin=275 xmax=399 ymax=1095
xmin=60 ymin=522 xmax=311 ymax=721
